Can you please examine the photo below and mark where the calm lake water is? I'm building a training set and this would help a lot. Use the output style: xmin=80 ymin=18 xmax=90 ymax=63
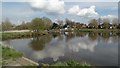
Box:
xmin=3 ymin=32 xmax=118 ymax=66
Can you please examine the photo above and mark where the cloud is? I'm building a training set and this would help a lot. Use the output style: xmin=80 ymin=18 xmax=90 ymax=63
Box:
xmin=68 ymin=5 xmax=80 ymax=15
xmin=29 ymin=0 xmax=65 ymax=14
xmin=68 ymin=5 xmax=99 ymax=17
xmin=100 ymin=15 xmax=118 ymax=23
xmin=101 ymin=15 xmax=117 ymax=19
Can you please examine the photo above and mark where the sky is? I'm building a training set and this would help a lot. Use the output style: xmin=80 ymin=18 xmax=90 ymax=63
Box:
xmin=1 ymin=0 xmax=120 ymax=2
xmin=1 ymin=0 xmax=119 ymax=25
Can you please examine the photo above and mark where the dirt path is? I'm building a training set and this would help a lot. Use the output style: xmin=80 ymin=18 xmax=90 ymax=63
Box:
xmin=4 ymin=57 xmax=39 ymax=66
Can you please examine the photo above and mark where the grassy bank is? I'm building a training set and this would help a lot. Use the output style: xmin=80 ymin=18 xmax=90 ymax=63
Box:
xmin=1 ymin=44 xmax=39 ymax=66
xmin=1 ymin=45 xmax=23 ymax=65
xmin=1 ymin=30 xmax=48 ymax=40
xmin=1 ymin=32 xmax=31 ymax=40
xmin=0 ymin=44 xmax=2 ymax=67
xmin=1 ymin=44 xmax=91 ymax=67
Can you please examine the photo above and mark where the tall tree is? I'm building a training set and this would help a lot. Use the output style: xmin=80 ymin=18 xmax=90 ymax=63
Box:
xmin=102 ymin=18 xmax=110 ymax=29
xmin=65 ymin=18 xmax=75 ymax=28
xmin=88 ymin=19 xmax=98 ymax=29
xmin=42 ymin=17 xmax=52 ymax=30
xmin=2 ymin=18 xmax=13 ymax=31
xmin=57 ymin=19 xmax=64 ymax=29
xmin=31 ymin=18 xmax=45 ymax=32
xmin=0 ymin=23 xmax=2 ymax=31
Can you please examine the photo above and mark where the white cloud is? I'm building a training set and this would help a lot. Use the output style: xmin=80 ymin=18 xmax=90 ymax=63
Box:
xmin=68 ymin=5 xmax=80 ymax=15
xmin=100 ymin=15 xmax=118 ymax=23
xmin=68 ymin=5 xmax=99 ymax=17
xmin=101 ymin=15 xmax=117 ymax=19
xmin=29 ymin=0 xmax=65 ymax=14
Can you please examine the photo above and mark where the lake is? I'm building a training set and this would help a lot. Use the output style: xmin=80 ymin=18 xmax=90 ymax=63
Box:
xmin=3 ymin=32 xmax=118 ymax=66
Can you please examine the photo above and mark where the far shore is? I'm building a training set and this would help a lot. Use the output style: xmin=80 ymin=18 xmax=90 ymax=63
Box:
xmin=0 ymin=30 xmax=30 ymax=33
xmin=1 ymin=29 xmax=119 ymax=41
xmin=0 ymin=29 xmax=119 ymax=33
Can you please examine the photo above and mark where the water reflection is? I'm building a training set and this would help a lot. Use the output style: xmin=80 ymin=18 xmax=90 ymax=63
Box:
xmin=29 ymin=35 xmax=52 ymax=51
xmin=88 ymin=32 xmax=98 ymax=41
xmin=30 ymin=32 xmax=118 ymax=61
xmin=75 ymin=32 xmax=87 ymax=37
xmin=3 ymin=32 xmax=118 ymax=66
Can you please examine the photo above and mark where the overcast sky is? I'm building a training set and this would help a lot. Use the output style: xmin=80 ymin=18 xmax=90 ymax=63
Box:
xmin=1 ymin=0 xmax=119 ymax=25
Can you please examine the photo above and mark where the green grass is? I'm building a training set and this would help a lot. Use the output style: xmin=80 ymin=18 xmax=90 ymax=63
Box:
xmin=1 ymin=44 xmax=23 ymax=65
xmin=1 ymin=30 xmax=48 ymax=40
xmin=51 ymin=60 xmax=90 ymax=66
xmin=0 ymin=45 xmax=2 ymax=67
xmin=0 ymin=32 xmax=30 ymax=40
xmin=2 ymin=46 xmax=23 ymax=60
xmin=41 ymin=60 xmax=91 ymax=68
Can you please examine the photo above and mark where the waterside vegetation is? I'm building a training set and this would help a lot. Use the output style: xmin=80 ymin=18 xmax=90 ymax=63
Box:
xmin=1 ymin=44 xmax=23 ymax=65
xmin=1 ymin=44 xmax=39 ymax=66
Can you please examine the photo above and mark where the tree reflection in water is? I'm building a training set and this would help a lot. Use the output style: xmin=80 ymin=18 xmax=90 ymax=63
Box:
xmin=76 ymin=32 xmax=87 ymax=37
xmin=3 ymin=31 xmax=118 ymax=65
xmin=29 ymin=35 xmax=52 ymax=51
xmin=101 ymin=32 xmax=110 ymax=41
xmin=29 ymin=32 xmax=118 ymax=51
xmin=30 ymin=32 xmax=118 ymax=51
xmin=52 ymin=31 xmax=118 ymax=44
xmin=88 ymin=32 xmax=98 ymax=41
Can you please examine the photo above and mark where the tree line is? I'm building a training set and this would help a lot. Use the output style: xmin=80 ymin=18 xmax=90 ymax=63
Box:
xmin=1 ymin=17 xmax=120 ymax=31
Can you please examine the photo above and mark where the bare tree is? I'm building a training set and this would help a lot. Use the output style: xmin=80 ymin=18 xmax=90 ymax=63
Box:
xmin=2 ymin=18 xmax=13 ymax=31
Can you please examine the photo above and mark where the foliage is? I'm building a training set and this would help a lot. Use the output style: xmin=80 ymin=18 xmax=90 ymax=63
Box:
xmin=65 ymin=18 xmax=75 ymax=28
xmin=52 ymin=23 xmax=59 ymax=29
xmin=2 ymin=19 xmax=14 ymax=31
xmin=102 ymin=22 xmax=110 ymax=29
xmin=42 ymin=17 xmax=52 ymax=30
xmin=88 ymin=19 xmax=98 ymax=29
xmin=1 ymin=17 xmax=119 ymax=32
xmin=102 ymin=18 xmax=110 ymax=29
xmin=0 ymin=45 xmax=2 ymax=67
xmin=1 ymin=32 xmax=31 ymax=40
xmin=41 ymin=60 xmax=91 ymax=68
xmin=2 ymin=44 xmax=23 ymax=65
xmin=31 ymin=18 xmax=45 ymax=32
xmin=15 ymin=22 xmax=31 ymax=30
